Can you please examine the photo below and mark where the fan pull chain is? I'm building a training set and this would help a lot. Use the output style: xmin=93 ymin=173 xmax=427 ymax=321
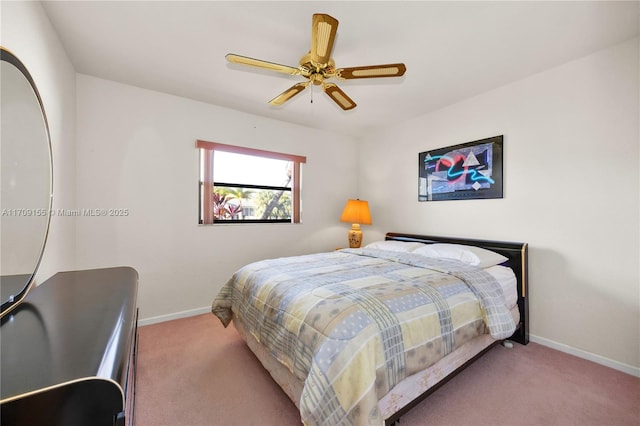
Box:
xmin=310 ymin=83 xmax=313 ymax=104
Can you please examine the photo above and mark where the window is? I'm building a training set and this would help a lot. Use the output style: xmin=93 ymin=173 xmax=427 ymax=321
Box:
xmin=197 ymin=140 xmax=306 ymax=224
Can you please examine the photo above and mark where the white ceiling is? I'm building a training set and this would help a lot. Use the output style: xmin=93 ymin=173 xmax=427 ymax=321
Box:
xmin=41 ymin=1 xmax=639 ymax=138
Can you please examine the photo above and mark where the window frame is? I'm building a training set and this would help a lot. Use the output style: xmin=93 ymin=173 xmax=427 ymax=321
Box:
xmin=197 ymin=140 xmax=306 ymax=224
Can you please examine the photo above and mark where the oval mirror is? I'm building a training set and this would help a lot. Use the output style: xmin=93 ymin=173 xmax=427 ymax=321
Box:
xmin=1 ymin=47 xmax=53 ymax=317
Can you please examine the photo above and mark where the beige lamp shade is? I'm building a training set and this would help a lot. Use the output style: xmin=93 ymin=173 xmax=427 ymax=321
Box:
xmin=340 ymin=199 xmax=372 ymax=248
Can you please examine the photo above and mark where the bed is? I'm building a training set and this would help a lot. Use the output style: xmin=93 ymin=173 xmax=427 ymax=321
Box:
xmin=212 ymin=233 xmax=528 ymax=425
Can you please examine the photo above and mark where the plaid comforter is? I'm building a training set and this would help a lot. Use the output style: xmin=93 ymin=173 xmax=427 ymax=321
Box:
xmin=212 ymin=248 xmax=515 ymax=426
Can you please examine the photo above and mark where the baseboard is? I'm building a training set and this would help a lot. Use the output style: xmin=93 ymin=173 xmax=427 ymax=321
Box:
xmin=138 ymin=306 xmax=211 ymax=327
xmin=530 ymin=334 xmax=639 ymax=378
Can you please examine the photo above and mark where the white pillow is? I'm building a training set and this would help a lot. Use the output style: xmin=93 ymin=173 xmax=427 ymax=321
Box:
xmin=365 ymin=240 xmax=426 ymax=252
xmin=412 ymin=243 xmax=508 ymax=268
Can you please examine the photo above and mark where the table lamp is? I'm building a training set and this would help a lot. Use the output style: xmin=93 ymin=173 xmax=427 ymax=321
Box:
xmin=340 ymin=199 xmax=372 ymax=248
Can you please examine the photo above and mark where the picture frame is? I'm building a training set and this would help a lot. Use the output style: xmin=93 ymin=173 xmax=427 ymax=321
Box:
xmin=418 ymin=135 xmax=503 ymax=201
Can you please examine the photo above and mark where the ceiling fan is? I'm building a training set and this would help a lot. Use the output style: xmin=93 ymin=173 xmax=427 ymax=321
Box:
xmin=226 ymin=13 xmax=406 ymax=111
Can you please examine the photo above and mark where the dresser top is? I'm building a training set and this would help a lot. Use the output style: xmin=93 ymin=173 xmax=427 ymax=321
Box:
xmin=1 ymin=267 xmax=138 ymax=402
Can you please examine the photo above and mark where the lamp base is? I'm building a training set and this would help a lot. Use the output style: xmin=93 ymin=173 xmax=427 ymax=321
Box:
xmin=347 ymin=224 xmax=363 ymax=248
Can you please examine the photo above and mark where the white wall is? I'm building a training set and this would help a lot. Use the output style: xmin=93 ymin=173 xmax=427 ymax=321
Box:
xmin=1 ymin=1 xmax=77 ymax=282
xmin=6 ymin=0 xmax=637 ymax=375
xmin=75 ymin=75 xmax=359 ymax=321
xmin=360 ymin=38 xmax=639 ymax=371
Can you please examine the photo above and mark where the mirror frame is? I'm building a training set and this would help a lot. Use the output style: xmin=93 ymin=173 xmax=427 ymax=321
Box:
xmin=0 ymin=46 xmax=54 ymax=318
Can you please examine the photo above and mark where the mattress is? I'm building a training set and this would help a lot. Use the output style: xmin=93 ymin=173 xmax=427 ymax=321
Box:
xmin=486 ymin=265 xmax=518 ymax=309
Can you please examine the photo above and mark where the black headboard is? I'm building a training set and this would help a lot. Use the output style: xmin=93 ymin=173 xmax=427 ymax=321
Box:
xmin=385 ymin=233 xmax=529 ymax=345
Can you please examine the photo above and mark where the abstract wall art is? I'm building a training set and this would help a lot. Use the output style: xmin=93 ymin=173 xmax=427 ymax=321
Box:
xmin=418 ymin=135 xmax=503 ymax=201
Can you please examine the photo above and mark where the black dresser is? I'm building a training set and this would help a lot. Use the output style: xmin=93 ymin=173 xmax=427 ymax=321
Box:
xmin=1 ymin=267 xmax=138 ymax=426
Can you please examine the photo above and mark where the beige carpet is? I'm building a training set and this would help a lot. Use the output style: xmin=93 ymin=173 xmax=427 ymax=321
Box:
xmin=135 ymin=314 xmax=639 ymax=426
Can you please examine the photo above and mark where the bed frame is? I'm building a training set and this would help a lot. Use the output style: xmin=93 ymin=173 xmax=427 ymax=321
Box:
xmin=383 ymin=233 xmax=529 ymax=425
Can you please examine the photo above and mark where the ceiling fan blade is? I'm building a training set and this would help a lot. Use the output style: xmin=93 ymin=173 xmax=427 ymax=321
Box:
xmin=268 ymin=81 xmax=310 ymax=106
xmin=322 ymin=83 xmax=356 ymax=110
xmin=226 ymin=53 xmax=301 ymax=75
xmin=310 ymin=14 xmax=339 ymax=66
xmin=336 ymin=63 xmax=407 ymax=79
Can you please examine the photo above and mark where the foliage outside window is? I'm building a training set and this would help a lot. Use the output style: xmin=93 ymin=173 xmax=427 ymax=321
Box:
xmin=197 ymin=140 xmax=306 ymax=224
